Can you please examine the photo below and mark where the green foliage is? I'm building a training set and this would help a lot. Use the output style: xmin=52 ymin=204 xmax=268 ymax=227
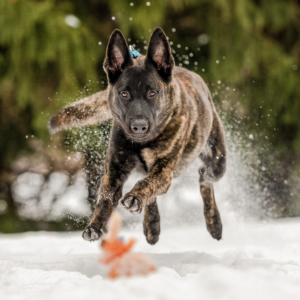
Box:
xmin=0 ymin=0 xmax=300 ymax=230
xmin=0 ymin=0 xmax=102 ymax=144
xmin=1 ymin=0 xmax=299 ymax=156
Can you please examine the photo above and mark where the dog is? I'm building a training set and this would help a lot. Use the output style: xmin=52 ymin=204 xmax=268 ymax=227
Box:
xmin=49 ymin=28 xmax=226 ymax=245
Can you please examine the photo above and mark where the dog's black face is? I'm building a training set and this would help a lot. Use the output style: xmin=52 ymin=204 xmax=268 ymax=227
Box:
xmin=110 ymin=62 xmax=165 ymax=142
xmin=104 ymin=28 xmax=175 ymax=143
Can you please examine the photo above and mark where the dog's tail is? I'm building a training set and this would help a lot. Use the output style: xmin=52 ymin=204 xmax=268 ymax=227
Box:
xmin=48 ymin=89 xmax=112 ymax=134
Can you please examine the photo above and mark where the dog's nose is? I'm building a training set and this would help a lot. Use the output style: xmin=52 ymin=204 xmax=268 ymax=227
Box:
xmin=130 ymin=118 xmax=149 ymax=134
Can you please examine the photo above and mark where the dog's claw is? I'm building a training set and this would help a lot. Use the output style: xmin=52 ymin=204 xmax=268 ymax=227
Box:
xmin=121 ymin=195 xmax=142 ymax=214
xmin=82 ymin=225 xmax=103 ymax=241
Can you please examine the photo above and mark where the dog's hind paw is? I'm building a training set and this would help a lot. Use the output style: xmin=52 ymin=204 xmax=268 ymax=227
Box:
xmin=121 ymin=194 xmax=143 ymax=214
xmin=206 ymin=213 xmax=222 ymax=241
xmin=82 ymin=225 xmax=105 ymax=242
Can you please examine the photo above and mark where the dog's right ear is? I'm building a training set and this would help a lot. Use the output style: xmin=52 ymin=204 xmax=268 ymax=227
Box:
xmin=103 ymin=29 xmax=133 ymax=84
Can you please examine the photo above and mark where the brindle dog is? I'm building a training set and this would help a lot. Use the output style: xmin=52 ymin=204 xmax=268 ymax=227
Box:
xmin=49 ymin=28 xmax=226 ymax=245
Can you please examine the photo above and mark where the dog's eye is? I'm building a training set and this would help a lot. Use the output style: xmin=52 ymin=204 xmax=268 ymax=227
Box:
xmin=148 ymin=90 xmax=157 ymax=98
xmin=121 ymin=91 xmax=130 ymax=99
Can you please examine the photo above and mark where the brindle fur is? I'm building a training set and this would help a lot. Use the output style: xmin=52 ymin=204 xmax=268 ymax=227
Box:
xmin=49 ymin=28 xmax=226 ymax=244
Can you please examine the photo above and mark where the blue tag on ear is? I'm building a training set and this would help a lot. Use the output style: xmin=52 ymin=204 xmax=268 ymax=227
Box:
xmin=129 ymin=45 xmax=141 ymax=58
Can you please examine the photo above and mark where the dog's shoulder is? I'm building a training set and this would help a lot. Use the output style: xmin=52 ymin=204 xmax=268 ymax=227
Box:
xmin=172 ymin=66 xmax=212 ymax=105
xmin=173 ymin=66 xmax=203 ymax=84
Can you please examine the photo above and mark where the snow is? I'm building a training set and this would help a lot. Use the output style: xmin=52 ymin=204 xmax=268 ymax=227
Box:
xmin=1 ymin=218 xmax=300 ymax=300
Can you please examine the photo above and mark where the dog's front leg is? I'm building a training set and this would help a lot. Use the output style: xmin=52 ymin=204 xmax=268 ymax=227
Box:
xmin=121 ymin=159 xmax=175 ymax=214
xmin=82 ymin=175 xmax=123 ymax=241
xmin=82 ymin=154 xmax=136 ymax=241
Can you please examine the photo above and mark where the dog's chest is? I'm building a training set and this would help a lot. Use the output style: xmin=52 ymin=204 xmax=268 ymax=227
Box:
xmin=140 ymin=148 xmax=157 ymax=173
xmin=139 ymin=145 xmax=200 ymax=177
xmin=137 ymin=132 xmax=202 ymax=177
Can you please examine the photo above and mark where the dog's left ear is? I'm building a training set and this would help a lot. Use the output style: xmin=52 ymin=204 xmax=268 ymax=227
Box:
xmin=147 ymin=28 xmax=175 ymax=82
xmin=104 ymin=29 xmax=133 ymax=84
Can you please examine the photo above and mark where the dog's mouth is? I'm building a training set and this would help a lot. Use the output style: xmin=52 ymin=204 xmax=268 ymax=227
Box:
xmin=128 ymin=133 xmax=151 ymax=142
xmin=120 ymin=118 xmax=156 ymax=143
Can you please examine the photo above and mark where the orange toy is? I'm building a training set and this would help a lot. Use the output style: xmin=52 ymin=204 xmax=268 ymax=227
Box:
xmin=99 ymin=212 xmax=156 ymax=279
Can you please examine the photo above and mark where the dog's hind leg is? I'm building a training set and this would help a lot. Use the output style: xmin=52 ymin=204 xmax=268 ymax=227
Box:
xmin=199 ymin=113 xmax=226 ymax=240
xmin=143 ymin=198 xmax=160 ymax=245
xmin=199 ymin=176 xmax=222 ymax=240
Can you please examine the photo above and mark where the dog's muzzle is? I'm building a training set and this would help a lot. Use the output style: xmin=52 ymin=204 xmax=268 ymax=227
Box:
xmin=130 ymin=118 xmax=149 ymax=134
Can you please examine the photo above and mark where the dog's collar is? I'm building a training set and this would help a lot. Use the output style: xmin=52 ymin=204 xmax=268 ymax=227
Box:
xmin=103 ymin=45 xmax=141 ymax=73
xmin=129 ymin=45 xmax=141 ymax=58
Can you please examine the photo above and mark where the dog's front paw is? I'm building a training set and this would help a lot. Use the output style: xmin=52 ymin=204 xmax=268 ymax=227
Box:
xmin=121 ymin=194 xmax=143 ymax=214
xmin=82 ymin=225 xmax=106 ymax=242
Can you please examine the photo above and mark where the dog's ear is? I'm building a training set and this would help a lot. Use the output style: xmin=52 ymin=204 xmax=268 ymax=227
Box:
xmin=147 ymin=28 xmax=174 ymax=82
xmin=104 ymin=29 xmax=133 ymax=84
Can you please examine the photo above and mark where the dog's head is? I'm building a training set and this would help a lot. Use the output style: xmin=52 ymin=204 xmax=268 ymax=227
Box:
xmin=104 ymin=28 xmax=175 ymax=143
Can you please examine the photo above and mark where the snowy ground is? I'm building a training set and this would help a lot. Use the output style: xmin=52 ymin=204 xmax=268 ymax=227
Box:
xmin=3 ymin=129 xmax=298 ymax=299
xmin=1 ymin=218 xmax=300 ymax=300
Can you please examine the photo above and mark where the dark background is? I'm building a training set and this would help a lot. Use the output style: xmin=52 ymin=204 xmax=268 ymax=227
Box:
xmin=0 ymin=0 xmax=300 ymax=233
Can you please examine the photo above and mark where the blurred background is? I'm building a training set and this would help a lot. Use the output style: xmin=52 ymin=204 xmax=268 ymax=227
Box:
xmin=0 ymin=0 xmax=300 ymax=234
